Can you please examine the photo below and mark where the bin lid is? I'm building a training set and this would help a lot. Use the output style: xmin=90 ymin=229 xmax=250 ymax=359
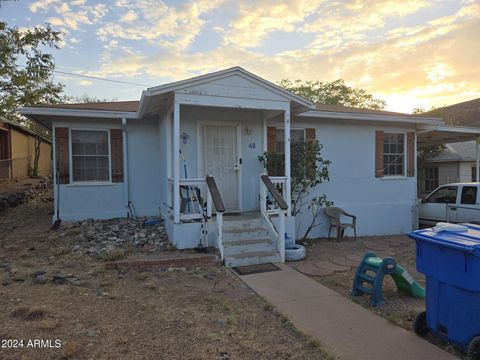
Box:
xmin=408 ymin=223 xmax=480 ymax=254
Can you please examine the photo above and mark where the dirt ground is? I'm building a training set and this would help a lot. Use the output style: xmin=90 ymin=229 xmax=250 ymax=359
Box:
xmin=0 ymin=193 xmax=333 ymax=360
xmin=296 ymin=236 xmax=463 ymax=358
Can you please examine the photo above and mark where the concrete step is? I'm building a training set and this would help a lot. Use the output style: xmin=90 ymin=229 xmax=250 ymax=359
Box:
xmin=223 ymin=238 xmax=275 ymax=255
xmin=224 ymin=250 xmax=282 ymax=267
xmin=223 ymin=217 xmax=266 ymax=230
xmin=223 ymin=227 xmax=270 ymax=241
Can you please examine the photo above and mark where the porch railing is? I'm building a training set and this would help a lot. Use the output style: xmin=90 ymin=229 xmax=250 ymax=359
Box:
xmin=167 ymin=175 xmax=226 ymax=259
xmin=167 ymin=178 xmax=209 ymax=221
xmin=206 ymin=175 xmax=225 ymax=260
xmin=260 ymin=174 xmax=288 ymax=262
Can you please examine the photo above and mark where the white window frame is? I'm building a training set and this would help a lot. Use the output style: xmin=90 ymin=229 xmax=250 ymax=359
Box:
xmin=382 ymin=131 xmax=407 ymax=178
xmin=69 ymin=128 xmax=112 ymax=186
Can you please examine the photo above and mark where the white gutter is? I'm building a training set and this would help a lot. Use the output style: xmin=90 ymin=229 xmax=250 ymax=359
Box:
xmin=19 ymin=107 xmax=138 ymax=119
xmin=122 ymin=118 xmax=129 ymax=208
xmin=299 ymin=110 xmax=443 ymax=126
xmin=417 ymin=125 xmax=480 ymax=134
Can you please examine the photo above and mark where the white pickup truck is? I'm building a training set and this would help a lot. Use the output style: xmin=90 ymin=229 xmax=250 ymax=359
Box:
xmin=419 ymin=183 xmax=480 ymax=226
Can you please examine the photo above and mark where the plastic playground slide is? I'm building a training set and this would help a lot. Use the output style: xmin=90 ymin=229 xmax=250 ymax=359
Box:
xmin=365 ymin=257 xmax=425 ymax=298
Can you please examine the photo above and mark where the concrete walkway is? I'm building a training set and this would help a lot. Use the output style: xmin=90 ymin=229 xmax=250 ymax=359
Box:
xmin=239 ymin=264 xmax=456 ymax=360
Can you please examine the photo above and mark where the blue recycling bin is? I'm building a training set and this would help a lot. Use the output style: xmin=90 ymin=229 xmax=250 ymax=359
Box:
xmin=408 ymin=224 xmax=480 ymax=353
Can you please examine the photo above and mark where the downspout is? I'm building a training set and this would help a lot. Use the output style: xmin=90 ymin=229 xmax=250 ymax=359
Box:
xmin=476 ymin=136 xmax=480 ymax=183
xmin=122 ymin=118 xmax=130 ymax=212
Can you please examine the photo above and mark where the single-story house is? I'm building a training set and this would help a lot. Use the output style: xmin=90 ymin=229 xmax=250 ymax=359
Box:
xmin=0 ymin=118 xmax=52 ymax=179
xmin=422 ymin=141 xmax=478 ymax=194
xmin=19 ymin=67 xmax=479 ymax=266
xmin=420 ymin=98 xmax=480 ymax=195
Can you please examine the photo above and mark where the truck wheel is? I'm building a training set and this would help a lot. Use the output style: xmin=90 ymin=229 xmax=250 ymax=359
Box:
xmin=413 ymin=311 xmax=429 ymax=336
xmin=467 ymin=336 xmax=480 ymax=360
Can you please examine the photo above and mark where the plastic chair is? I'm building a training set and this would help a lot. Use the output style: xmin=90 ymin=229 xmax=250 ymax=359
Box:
xmin=325 ymin=206 xmax=357 ymax=241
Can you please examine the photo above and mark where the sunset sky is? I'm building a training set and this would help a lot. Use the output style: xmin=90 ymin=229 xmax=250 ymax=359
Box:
xmin=2 ymin=0 xmax=479 ymax=113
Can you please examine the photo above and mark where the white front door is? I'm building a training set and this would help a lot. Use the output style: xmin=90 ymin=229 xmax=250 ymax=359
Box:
xmin=200 ymin=123 xmax=241 ymax=211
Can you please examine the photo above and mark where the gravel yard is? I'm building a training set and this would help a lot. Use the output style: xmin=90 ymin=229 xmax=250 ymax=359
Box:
xmin=0 ymin=191 xmax=333 ymax=360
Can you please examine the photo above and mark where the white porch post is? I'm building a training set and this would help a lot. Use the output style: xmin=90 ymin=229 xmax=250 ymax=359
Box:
xmin=173 ymin=101 xmax=181 ymax=223
xmin=476 ymin=136 xmax=480 ymax=182
xmin=284 ymin=108 xmax=291 ymax=216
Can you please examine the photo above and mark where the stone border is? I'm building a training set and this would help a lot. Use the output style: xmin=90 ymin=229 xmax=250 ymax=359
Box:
xmin=105 ymin=254 xmax=221 ymax=270
xmin=0 ymin=177 xmax=50 ymax=212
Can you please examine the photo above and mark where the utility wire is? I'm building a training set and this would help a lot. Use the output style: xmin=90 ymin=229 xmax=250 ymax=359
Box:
xmin=52 ymin=69 xmax=152 ymax=87
xmin=18 ymin=64 xmax=152 ymax=87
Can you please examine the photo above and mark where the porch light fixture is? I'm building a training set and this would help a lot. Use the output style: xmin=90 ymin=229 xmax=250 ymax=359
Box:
xmin=245 ymin=127 xmax=253 ymax=135
xmin=180 ymin=132 xmax=190 ymax=144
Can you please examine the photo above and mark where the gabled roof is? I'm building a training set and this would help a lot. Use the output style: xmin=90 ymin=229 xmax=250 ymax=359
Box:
xmin=145 ymin=66 xmax=315 ymax=109
xmin=27 ymin=101 xmax=139 ymax=112
xmin=425 ymin=98 xmax=480 ymax=127
xmin=0 ymin=117 xmax=51 ymax=143
xmin=301 ymin=103 xmax=442 ymax=125
xmin=315 ymin=103 xmax=419 ymax=116
xmin=427 ymin=141 xmax=477 ymax=162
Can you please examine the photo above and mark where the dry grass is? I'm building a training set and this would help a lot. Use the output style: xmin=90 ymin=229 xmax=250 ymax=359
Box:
xmin=102 ymin=248 xmax=127 ymax=262
xmin=61 ymin=341 xmax=81 ymax=360
xmin=52 ymin=245 xmax=71 ymax=257
xmin=0 ymin=194 xmax=337 ymax=360
xmin=11 ymin=306 xmax=48 ymax=321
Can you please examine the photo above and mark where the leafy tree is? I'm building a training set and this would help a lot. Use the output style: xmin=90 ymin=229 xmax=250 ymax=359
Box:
xmin=279 ymin=79 xmax=386 ymax=110
xmin=259 ymin=139 xmax=332 ymax=240
xmin=0 ymin=21 xmax=64 ymax=122
xmin=1 ymin=21 xmax=63 ymax=176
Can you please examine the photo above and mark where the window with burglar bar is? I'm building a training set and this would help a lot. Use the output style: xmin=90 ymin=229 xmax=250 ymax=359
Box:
xmin=71 ymin=130 xmax=110 ymax=182
xmin=383 ymin=133 xmax=405 ymax=176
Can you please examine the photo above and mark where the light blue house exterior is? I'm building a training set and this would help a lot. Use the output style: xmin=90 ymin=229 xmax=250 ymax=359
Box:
xmin=21 ymin=67 xmax=446 ymax=266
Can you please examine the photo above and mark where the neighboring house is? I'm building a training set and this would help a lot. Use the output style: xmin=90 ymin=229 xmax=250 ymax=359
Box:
xmin=0 ymin=118 xmax=52 ymax=179
xmin=422 ymin=141 xmax=478 ymax=194
xmin=21 ymin=67 xmax=473 ymax=266
xmin=421 ymin=98 xmax=480 ymax=195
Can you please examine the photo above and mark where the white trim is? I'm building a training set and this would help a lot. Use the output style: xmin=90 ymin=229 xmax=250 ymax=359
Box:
xmin=197 ymin=120 xmax=242 ymax=212
xmin=284 ymin=109 xmax=291 ymax=216
xmin=173 ymin=102 xmax=180 ymax=224
xmin=382 ymin=130 xmax=407 ymax=178
xmin=174 ymin=92 xmax=291 ymax=111
xmin=19 ymin=107 xmax=137 ymax=119
xmin=66 ymin=182 xmax=116 ymax=187
xmin=122 ymin=118 xmax=129 ymax=207
xmin=417 ymin=125 xmax=480 ymax=135
xmin=52 ymin=126 xmax=57 ymax=221
xmin=263 ymin=116 xmax=267 ymax=153
xmin=69 ymin=128 xmax=112 ymax=185
xmin=147 ymin=67 xmax=314 ymax=109
xmin=300 ymin=110 xmax=443 ymax=126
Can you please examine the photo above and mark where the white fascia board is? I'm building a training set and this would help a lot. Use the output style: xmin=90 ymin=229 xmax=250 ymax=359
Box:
xmin=136 ymin=90 xmax=152 ymax=118
xmin=299 ymin=110 xmax=444 ymax=126
xmin=147 ymin=67 xmax=314 ymax=109
xmin=417 ymin=125 xmax=480 ymax=135
xmin=19 ymin=107 xmax=138 ymax=119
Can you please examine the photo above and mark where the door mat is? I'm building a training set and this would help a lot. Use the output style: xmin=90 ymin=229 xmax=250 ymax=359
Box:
xmin=233 ymin=263 xmax=281 ymax=275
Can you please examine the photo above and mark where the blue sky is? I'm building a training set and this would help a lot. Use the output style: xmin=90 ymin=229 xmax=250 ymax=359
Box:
xmin=1 ymin=0 xmax=479 ymax=112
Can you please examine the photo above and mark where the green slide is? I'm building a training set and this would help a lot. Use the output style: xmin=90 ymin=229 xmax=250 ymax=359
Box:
xmin=365 ymin=257 xmax=425 ymax=298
